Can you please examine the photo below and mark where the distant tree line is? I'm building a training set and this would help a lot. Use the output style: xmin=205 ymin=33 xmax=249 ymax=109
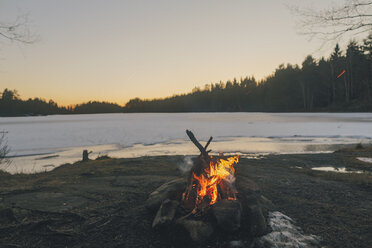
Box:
xmin=126 ymin=36 xmax=372 ymax=112
xmin=2 ymin=35 xmax=372 ymax=116
xmin=0 ymin=89 xmax=123 ymax=116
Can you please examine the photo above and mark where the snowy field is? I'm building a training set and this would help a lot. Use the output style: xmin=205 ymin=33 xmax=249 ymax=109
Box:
xmin=1 ymin=112 xmax=372 ymax=173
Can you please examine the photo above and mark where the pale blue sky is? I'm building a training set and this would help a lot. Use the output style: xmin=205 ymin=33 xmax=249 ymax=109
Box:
xmin=0 ymin=0 xmax=353 ymax=105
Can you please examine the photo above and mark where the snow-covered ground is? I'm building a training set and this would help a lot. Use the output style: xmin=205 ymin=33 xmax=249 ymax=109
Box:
xmin=254 ymin=211 xmax=321 ymax=248
xmin=1 ymin=112 xmax=372 ymax=173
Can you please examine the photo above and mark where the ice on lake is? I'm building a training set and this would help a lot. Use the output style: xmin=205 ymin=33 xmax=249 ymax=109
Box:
xmin=311 ymin=167 xmax=364 ymax=173
xmin=1 ymin=112 xmax=372 ymax=173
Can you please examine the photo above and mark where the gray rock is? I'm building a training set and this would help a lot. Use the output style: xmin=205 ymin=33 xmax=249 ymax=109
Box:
xmin=175 ymin=219 xmax=214 ymax=243
xmin=247 ymin=204 xmax=267 ymax=237
xmin=235 ymin=176 xmax=260 ymax=194
xmin=237 ymin=185 xmax=272 ymax=237
xmin=228 ymin=240 xmax=245 ymax=248
xmin=242 ymin=193 xmax=273 ymax=221
xmin=212 ymin=199 xmax=242 ymax=232
xmin=152 ymin=199 xmax=179 ymax=229
xmin=258 ymin=195 xmax=275 ymax=217
xmin=146 ymin=177 xmax=186 ymax=212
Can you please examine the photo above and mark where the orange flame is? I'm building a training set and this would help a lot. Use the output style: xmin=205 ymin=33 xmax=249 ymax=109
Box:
xmin=192 ymin=155 xmax=239 ymax=207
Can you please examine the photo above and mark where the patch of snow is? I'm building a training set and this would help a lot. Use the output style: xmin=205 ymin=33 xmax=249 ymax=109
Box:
xmin=311 ymin=167 xmax=363 ymax=173
xmin=291 ymin=166 xmax=303 ymax=169
xmin=357 ymin=157 xmax=372 ymax=163
xmin=254 ymin=211 xmax=321 ymax=248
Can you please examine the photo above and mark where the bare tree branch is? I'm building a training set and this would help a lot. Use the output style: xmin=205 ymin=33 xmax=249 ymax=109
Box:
xmin=291 ymin=0 xmax=372 ymax=41
xmin=0 ymin=14 xmax=36 ymax=44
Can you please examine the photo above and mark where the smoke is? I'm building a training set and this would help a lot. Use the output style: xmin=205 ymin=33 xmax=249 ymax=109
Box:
xmin=178 ymin=156 xmax=194 ymax=174
xmin=224 ymin=174 xmax=236 ymax=184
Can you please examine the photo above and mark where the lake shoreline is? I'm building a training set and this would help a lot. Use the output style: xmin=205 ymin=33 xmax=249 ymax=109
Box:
xmin=3 ymin=109 xmax=372 ymax=118
xmin=0 ymin=147 xmax=371 ymax=247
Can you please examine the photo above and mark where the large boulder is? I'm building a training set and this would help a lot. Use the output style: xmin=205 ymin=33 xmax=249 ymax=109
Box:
xmin=146 ymin=177 xmax=186 ymax=212
xmin=152 ymin=199 xmax=179 ymax=229
xmin=235 ymin=176 xmax=273 ymax=237
xmin=238 ymin=192 xmax=269 ymax=237
xmin=174 ymin=219 xmax=214 ymax=244
xmin=235 ymin=176 xmax=260 ymax=194
xmin=246 ymin=203 xmax=268 ymax=236
xmin=212 ymin=199 xmax=242 ymax=232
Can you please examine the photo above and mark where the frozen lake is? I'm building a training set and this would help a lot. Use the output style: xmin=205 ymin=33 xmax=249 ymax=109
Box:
xmin=1 ymin=112 xmax=372 ymax=173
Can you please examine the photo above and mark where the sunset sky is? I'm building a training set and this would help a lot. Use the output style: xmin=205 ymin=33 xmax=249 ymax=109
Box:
xmin=1 ymin=0 xmax=353 ymax=106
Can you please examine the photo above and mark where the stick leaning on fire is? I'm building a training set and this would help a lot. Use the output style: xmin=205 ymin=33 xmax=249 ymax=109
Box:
xmin=181 ymin=130 xmax=213 ymax=218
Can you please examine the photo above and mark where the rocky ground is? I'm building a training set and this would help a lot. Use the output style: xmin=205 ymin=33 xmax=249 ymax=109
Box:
xmin=0 ymin=146 xmax=371 ymax=247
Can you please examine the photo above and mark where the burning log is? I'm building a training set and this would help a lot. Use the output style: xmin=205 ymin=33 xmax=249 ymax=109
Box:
xmin=182 ymin=130 xmax=239 ymax=214
xmin=182 ymin=130 xmax=212 ymax=211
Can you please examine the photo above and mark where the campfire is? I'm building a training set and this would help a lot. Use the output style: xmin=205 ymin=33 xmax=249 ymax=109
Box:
xmin=182 ymin=130 xmax=239 ymax=213
xmin=146 ymin=130 xmax=272 ymax=246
